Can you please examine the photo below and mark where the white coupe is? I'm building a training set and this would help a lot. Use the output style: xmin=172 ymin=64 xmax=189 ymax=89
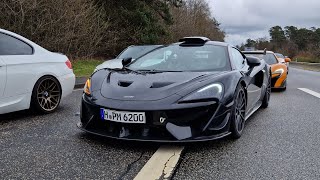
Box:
xmin=0 ymin=29 xmax=75 ymax=114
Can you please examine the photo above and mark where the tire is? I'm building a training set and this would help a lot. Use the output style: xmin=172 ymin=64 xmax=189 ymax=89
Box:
xmin=230 ymin=84 xmax=246 ymax=139
xmin=262 ymin=74 xmax=271 ymax=108
xmin=31 ymin=76 xmax=62 ymax=114
xmin=282 ymin=80 xmax=287 ymax=91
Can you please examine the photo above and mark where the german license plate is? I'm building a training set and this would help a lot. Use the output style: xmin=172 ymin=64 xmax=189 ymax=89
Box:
xmin=100 ymin=109 xmax=146 ymax=124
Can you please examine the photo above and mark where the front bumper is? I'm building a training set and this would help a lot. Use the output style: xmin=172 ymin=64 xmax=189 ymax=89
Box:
xmin=78 ymin=94 xmax=232 ymax=142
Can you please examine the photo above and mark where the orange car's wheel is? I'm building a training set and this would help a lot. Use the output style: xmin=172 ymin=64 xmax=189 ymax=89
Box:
xmin=279 ymin=79 xmax=287 ymax=91
xmin=282 ymin=81 xmax=287 ymax=91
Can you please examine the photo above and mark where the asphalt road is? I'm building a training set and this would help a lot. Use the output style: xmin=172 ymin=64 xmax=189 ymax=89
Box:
xmin=0 ymin=91 xmax=159 ymax=180
xmin=174 ymin=68 xmax=320 ymax=179
xmin=1 ymin=67 xmax=320 ymax=179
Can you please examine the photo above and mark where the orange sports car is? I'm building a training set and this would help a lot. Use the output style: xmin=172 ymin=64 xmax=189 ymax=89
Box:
xmin=275 ymin=53 xmax=291 ymax=72
xmin=243 ymin=50 xmax=289 ymax=90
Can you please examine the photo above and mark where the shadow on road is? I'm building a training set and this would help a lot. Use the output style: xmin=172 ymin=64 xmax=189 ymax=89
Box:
xmin=0 ymin=110 xmax=34 ymax=122
xmin=76 ymin=131 xmax=162 ymax=151
xmin=0 ymin=106 xmax=66 ymax=123
xmin=271 ymin=88 xmax=286 ymax=93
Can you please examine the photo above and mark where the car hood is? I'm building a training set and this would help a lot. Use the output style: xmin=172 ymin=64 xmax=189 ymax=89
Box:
xmin=100 ymin=71 xmax=222 ymax=101
xmin=95 ymin=59 xmax=126 ymax=70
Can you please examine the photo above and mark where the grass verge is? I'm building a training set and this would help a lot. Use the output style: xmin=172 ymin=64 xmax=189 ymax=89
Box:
xmin=294 ymin=56 xmax=320 ymax=63
xmin=290 ymin=62 xmax=320 ymax=72
xmin=72 ymin=59 xmax=105 ymax=77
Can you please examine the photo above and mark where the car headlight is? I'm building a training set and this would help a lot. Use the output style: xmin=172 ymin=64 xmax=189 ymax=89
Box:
xmin=272 ymin=68 xmax=284 ymax=75
xmin=84 ymin=78 xmax=91 ymax=96
xmin=179 ymin=83 xmax=224 ymax=103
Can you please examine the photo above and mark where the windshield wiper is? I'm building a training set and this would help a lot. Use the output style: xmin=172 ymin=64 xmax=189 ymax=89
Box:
xmin=123 ymin=67 xmax=146 ymax=75
xmin=137 ymin=69 xmax=183 ymax=73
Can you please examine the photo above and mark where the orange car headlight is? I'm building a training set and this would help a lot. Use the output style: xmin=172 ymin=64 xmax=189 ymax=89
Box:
xmin=272 ymin=68 xmax=284 ymax=76
xmin=84 ymin=79 xmax=91 ymax=96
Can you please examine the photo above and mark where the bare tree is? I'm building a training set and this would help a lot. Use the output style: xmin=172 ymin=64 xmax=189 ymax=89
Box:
xmin=0 ymin=0 xmax=109 ymax=58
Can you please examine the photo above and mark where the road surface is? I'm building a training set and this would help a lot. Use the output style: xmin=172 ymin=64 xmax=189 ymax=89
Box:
xmin=1 ymin=68 xmax=320 ymax=179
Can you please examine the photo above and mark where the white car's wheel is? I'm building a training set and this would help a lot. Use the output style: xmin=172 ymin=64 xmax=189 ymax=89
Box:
xmin=31 ymin=76 xmax=62 ymax=114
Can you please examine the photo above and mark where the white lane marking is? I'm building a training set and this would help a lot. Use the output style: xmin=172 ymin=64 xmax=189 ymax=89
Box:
xmin=134 ymin=145 xmax=184 ymax=180
xmin=298 ymin=88 xmax=320 ymax=99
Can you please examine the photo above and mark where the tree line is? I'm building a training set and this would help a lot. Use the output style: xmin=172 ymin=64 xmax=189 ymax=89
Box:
xmin=0 ymin=0 xmax=224 ymax=58
xmin=241 ymin=26 xmax=320 ymax=62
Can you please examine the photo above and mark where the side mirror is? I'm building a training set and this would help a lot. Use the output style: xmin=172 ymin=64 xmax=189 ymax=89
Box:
xmin=246 ymin=56 xmax=261 ymax=67
xmin=122 ymin=57 xmax=132 ymax=67
xmin=285 ymin=58 xmax=291 ymax=63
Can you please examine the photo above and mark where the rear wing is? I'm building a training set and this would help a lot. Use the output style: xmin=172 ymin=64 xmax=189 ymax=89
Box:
xmin=242 ymin=48 xmax=267 ymax=55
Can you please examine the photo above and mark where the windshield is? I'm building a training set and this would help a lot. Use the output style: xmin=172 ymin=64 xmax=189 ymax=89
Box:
xmin=117 ymin=45 xmax=160 ymax=59
xmin=275 ymin=53 xmax=285 ymax=58
xmin=244 ymin=53 xmax=278 ymax=65
xmin=127 ymin=45 xmax=230 ymax=72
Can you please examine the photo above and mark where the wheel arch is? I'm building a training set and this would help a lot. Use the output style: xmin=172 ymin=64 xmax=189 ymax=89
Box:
xmin=239 ymin=79 xmax=247 ymax=99
xmin=32 ymin=74 xmax=62 ymax=93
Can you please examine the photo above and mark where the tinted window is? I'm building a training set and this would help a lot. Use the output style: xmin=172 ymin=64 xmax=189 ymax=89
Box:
xmin=0 ymin=33 xmax=33 ymax=55
xmin=117 ymin=46 xmax=160 ymax=59
xmin=244 ymin=53 xmax=278 ymax=65
xmin=128 ymin=45 xmax=231 ymax=72
xmin=231 ymin=48 xmax=245 ymax=69
xmin=275 ymin=53 xmax=285 ymax=58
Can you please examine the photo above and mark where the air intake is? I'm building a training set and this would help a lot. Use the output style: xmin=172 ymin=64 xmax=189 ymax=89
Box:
xmin=118 ymin=81 xmax=133 ymax=87
xmin=150 ymin=82 xmax=174 ymax=88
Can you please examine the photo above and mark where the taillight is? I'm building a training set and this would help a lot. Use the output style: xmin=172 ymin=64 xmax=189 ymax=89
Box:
xmin=65 ymin=59 xmax=72 ymax=69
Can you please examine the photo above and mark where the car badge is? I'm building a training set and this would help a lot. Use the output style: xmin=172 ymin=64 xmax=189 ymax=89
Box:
xmin=160 ymin=117 xmax=166 ymax=124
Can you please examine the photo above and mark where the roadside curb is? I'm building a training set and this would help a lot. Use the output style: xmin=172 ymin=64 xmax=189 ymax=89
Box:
xmin=74 ymin=77 xmax=88 ymax=89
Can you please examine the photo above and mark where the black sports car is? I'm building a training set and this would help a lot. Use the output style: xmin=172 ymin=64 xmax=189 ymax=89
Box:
xmin=78 ymin=37 xmax=271 ymax=142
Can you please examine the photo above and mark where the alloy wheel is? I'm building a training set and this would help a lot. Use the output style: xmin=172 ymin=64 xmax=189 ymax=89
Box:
xmin=235 ymin=89 xmax=246 ymax=133
xmin=36 ymin=78 xmax=61 ymax=111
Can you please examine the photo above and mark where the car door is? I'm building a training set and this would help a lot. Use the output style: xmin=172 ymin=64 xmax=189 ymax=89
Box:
xmin=0 ymin=32 xmax=35 ymax=99
xmin=0 ymin=58 xmax=6 ymax=99
xmin=230 ymin=48 xmax=262 ymax=112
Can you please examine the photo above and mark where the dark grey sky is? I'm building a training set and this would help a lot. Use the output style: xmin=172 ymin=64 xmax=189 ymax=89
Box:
xmin=208 ymin=0 xmax=320 ymax=45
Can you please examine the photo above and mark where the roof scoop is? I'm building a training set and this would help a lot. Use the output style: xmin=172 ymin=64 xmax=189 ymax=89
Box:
xmin=179 ymin=37 xmax=210 ymax=46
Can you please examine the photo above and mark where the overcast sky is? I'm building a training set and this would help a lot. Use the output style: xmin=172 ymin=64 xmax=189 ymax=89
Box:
xmin=208 ymin=0 xmax=320 ymax=45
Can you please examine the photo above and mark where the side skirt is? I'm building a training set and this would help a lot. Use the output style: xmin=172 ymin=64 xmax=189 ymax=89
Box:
xmin=245 ymin=101 xmax=262 ymax=121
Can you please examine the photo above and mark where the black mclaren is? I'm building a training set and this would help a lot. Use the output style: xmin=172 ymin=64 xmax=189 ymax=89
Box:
xmin=78 ymin=37 xmax=271 ymax=142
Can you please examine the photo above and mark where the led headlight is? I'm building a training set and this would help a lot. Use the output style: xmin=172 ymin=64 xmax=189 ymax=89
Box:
xmin=84 ymin=78 xmax=91 ymax=96
xmin=272 ymin=68 xmax=284 ymax=75
xmin=180 ymin=83 xmax=224 ymax=103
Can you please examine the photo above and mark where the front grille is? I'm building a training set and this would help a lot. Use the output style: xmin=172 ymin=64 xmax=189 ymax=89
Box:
xmin=87 ymin=120 xmax=175 ymax=140
xmin=162 ymin=104 xmax=218 ymax=128
xmin=82 ymin=102 xmax=219 ymax=140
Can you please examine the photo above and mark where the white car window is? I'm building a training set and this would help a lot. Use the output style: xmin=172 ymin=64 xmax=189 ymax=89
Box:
xmin=0 ymin=33 xmax=33 ymax=55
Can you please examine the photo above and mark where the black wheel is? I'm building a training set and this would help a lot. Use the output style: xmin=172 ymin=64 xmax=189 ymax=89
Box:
xmin=282 ymin=80 xmax=287 ymax=91
xmin=230 ymin=85 xmax=246 ymax=139
xmin=262 ymin=74 xmax=271 ymax=108
xmin=31 ymin=76 xmax=61 ymax=114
